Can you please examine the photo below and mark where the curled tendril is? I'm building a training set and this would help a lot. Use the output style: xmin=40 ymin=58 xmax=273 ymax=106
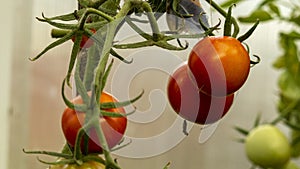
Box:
xmin=250 ymin=55 xmax=261 ymax=67
xmin=176 ymin=38 xmax=189 ymax=49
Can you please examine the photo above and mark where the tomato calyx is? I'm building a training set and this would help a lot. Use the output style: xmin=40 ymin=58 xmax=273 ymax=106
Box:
xmin=23 ymin=147 xmax=106 ymax=167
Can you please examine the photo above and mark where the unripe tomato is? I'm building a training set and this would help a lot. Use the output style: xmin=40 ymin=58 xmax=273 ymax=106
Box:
xmin=281 ymin=161 xmax=300 ymax=169
xmin=291 ymin=130 xmax=300 ymax=158
xmin=167 ymin=63 xmax=234 ymax=124
xmin=245 ymin=125 xmax=291 ymax=168
xmin=188 ymin=36 xmax=250 ymax=96
xmin=48 ymin=161 xmax=105 ymax=169
xmin=61 ymin=92 xmax=127 ymax=153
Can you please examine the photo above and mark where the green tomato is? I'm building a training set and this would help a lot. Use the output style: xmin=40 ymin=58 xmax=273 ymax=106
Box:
xmin=48 ymin=161 xmax=105 ymax=169
xmin=291 ymin=130 xmax=300 ymax=158
xmin=281 ymin=161 xmax=300 ymax=169
xmin=245 ymin=124 xmax=291 ymax=168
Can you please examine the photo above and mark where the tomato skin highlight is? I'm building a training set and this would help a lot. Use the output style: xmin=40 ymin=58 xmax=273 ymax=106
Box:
xmin=167 ymin=63 xmax=234 ymax=125
xmin=188 ymin=36 xmax=250 ymax=96
xmin=61 ymin=92 xmax=127 ymax=153
xmin=245 ymin=125 xmax=291 ymax=168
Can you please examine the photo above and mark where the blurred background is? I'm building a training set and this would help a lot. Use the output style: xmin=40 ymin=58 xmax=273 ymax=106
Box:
xmin=1 ymin=0 xmax=297 ymax=169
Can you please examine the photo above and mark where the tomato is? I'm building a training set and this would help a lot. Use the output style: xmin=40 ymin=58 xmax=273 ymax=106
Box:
xmin=71 ymin=29 xmax=96 ymax=48
xmin=48 ymin=160 xmax=105 ymax=169
xmin=245 ymin=125 xmax=291 ymax=168
xmin=167 ymin=63 xmax=234 ymax=125
xmin=291 ymin=130 xmax=300 ymax=158
xmin=61 ymin=92 xmax=127 ymax=153
xmin=281 ymin=161 xmax=300 ymax=169
xmin=188 ymin=36 xmax=250 ymax=96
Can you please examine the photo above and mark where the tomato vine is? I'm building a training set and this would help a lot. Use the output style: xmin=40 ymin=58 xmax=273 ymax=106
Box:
xmin=24 ymin=0 xmax=262 ymax=169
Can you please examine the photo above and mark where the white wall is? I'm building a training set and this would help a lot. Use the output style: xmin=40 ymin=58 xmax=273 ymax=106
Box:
xmin=0 ymin=1 xmax=15 ymax=169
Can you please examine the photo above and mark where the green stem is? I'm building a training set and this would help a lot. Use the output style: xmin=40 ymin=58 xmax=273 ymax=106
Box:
xmin=204 ymin=0 xmax=240 ymax=37
xmin=141 ymin=1 xmax=162 ymax=41
xmin=85 ymin=1 xmax=137 ymax=168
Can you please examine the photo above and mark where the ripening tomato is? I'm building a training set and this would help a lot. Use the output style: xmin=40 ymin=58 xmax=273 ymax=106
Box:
xmin=48 ymin=160 xmax=105 ymax=169
xmin=188 ymin=36 xmax=250 ymax=96
xmin=167 ymin=63 xmax=234 ymax=125
xmin=61 ymin=92 xmax=127 ymax=153
xmin=245 ymin=125 xmax=291 ymax=168
xmin=71 ymin=29 xmax=96 ymax=48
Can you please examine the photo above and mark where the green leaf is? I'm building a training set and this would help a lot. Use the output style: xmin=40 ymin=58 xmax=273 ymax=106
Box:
xmin=238 ymin=9 xmax=272 ymax=23
xmin=279 ymin=33 xmax=300 ymax=75
xmin=268 ymin=3 xmax=281 ymax=17
xmin=273 ymin=56 xmax=285 ymax=69
xmin=258 ymin=0 xmax=276 ymax=8
xmin=98 ymin=0 xmax=119 ymax=16
xmin=278 ymin=71 xmax=300 ymax=100
xmin=290 ymin=15 xmax=300 ymax=27
xmin=220 ymin=0 xmax=245 ymax=8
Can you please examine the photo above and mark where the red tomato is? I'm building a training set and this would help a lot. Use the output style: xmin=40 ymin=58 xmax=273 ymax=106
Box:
xmin=188 ymin=36 xmax=250 ymax=96
xmin=61 ymin=92 xmax=127 ymax=153
xmin=167 ymin=63 xmax=234 ymax=124
xmin=71 ymin=29 xmax=96 ymax=48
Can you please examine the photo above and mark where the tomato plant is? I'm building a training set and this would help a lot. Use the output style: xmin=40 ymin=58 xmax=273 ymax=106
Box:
xmin=167 ymin=63 xmax=234 ymax=124
xmin=48 ymin=160 xmax=105 ymax=169
xmin=26 ymin=0 xmax=262 ymax=168
xmin=188 ymin=36 xmax=250 ymax=96
xmin=245 ymin=125 xmax=291 ymax=168
xmin=61 ymin=92 xmax=127 ymax=153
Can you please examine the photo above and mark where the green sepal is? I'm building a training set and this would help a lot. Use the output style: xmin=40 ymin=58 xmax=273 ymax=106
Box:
xmin=36 ymin=13 xmax=78 ymax=29
xmin=110 ymin=49 xmax=133 ymax=64
xmin=37 ymin=158 xmax=75 ymax=166
xmin=237 ymin=19 xmax=259 ymax=42
xmin=61 ymin=78 xmax=88 ymax=111
xmin=23 ymin=149 xmax=73 ymax=159
xmin=29 ymin=30 xmax=75 ymax=61
xmin=46 ymin=9 xmax=86 ymax=21
xmin=100 ymin=108 xmax=136 ymax=117
xmin=234 ymin=126 xmax=249 ymax=136
xmin=224 ymin=4 xmax=234 ymax=37
xmin=100 ymin=90 xmax=144 ymax=109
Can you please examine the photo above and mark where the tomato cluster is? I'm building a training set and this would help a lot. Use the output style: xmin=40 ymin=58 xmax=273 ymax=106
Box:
xmin=167 ymin=36 xmax=251 ymax=125
xmin=61 ymin=92 xmax=127 ymax=153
